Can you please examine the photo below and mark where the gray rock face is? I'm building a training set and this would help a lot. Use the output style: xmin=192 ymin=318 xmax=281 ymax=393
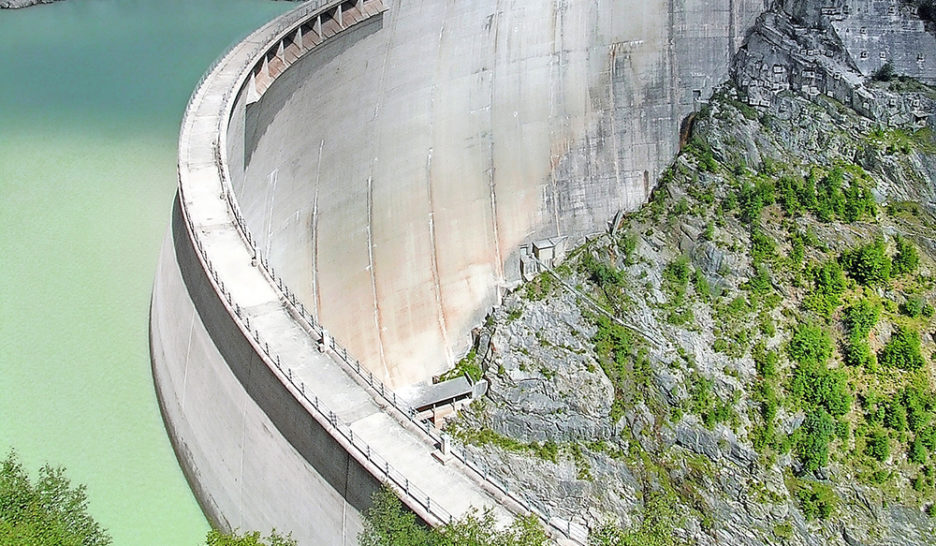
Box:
xmin=0 ymin=0 xmax=61 ymax=8
xmin=473 ymin=291 xmax=617 ymax=443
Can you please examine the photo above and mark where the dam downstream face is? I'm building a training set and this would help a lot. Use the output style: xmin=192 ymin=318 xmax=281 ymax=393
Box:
xmin=0 ymin=1 xmax=291 ymax=544
xmin=232 ymin=0 xmax=768 ymax=388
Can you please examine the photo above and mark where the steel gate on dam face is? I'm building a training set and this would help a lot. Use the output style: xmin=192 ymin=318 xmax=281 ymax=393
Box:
xmin=151 ymin=0 xmax=767 ymax=543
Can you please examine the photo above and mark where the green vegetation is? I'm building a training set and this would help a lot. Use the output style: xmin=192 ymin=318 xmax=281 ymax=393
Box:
xmin=841 ymin=239 xmax=891 ymax=286
xmin=447 ymin=425 xmax=560 ymax=464
xmin=879 ymin=325 xmax=925 ymax=370
xmin=843 ymin=299 xmax=881 ymax=369
xmin=205 ymin=530 xmax=295 ymax=546
xmin=792 ymin=479 xmax=837 ymax=520
xmin=796 ymin=409 xmax=836 ymax=472
xmin=0 ymin=451 xmax=111 ymax=546
xmin=865 ymin=429 xmax=891 ymax=462
xmin=359 ymin=486 xmax=549 ymax=546
xmin=438 ymin=348 xmax=483 ymax=382
xmin=803 ymin=260 xmax=847 ymax=317
xmin=787 ymin=323 xmax=833 ymax=368
xmin=892 ymin=236 xmax=920 ymax=276
xmin=589 ymin=491 xmax=683 ymax=546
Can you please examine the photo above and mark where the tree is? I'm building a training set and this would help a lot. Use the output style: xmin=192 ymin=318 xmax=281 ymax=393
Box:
xmin=788 ymin=323 xmax=833 ymax=367
xmin=892 ymin=236 xmax=919 ymax=276
xmin=359 ymin=486 xmax=549 ymax=546
xmin=841 ymin=239 xmax=891 ymax=286
xmin=879 ymin=325 xmax=925 ymax=370
xmin=204 ymin=529 xmax=296 ymax=546
xmin=0 ymin=451 xmax=111 ymax=545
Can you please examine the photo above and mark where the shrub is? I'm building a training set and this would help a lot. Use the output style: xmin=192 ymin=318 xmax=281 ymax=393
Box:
xmin=892 ymin=236 xmax=920 ymax=276
xmin=902 ymin=386 xmax=934 ymax=432
xmin=745 ymin=264 xmax=773 ymax=295
xmin=920 ymin=0 xmax=936 ymax=23
xmin=884 ymin=400 xmax=908 ymax=432
xmin=844 ymin=299 xmax=880 ymax=337
xmin=842 ymin=181 xmax=876 ymax=222
xmin=584 ymin=254 xmax=624 ymax=288
xmin=879 ymin=325 xmax=925 ymax=370
xmin=872 ymin=61 xmax=895 ymax=82
xmin=753 ymin=342 xmax=779 ymax=378
xmin=739 ymin=180 xmax=775 ymax=223
xmin=844 ymin=337 xmax=877 ymax=370
xmin=750 ymin=229 xmax=777 ymax=264
xmin=841 ymin=239 xmax=891 ymax=286
xmin=919 ymin=426 xmax=936 ymax=452
xmin=909 ymin=436 xmax=928 ymax=464
xmin=803 ymin=260 xmax=846 ymax=317
xmin=618 ymin=234 xmax=638 ymax=265
xmin=795 ymin=481 xmax=837 ymax=520
xmin=865 ymin=429 xmax=891 ymax=461
xmin=798 ymin=409 xmax=836 ymax=472
xmin=814 ymin=168 xmax=846 ymax=222
xmin=593 ymin=315 xmax=632 ymax=369
xmin=792 ymin=364 xmax=852 ymax=417
xmin=788 ymin=323 xmax=833 ymax=367
xmin=903 ymin=297 xmax=926 ymax=318
xmin=663 ymin=256 xmax=692 ymax=288
xmin=360 ymin=486 xmax=549 ymax=546
xmin=205 ymin=530 xmax=296 ymax=546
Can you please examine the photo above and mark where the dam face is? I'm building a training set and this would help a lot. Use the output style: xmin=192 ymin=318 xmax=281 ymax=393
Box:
xmin=151 ymin=0 xmax=767 ymax=543
xmin=230 ymin=0 xmax=768 ymax=387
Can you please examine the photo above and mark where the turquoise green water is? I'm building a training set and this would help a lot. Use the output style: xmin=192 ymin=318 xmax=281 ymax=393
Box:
xmin=0 ymin=1 xmax=291 ymax=544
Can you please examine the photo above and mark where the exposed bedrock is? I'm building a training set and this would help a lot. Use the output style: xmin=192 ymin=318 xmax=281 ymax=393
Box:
xmin=0 ymin=0 xmax=62 ymax=8
xmin=231 ymin=0 xmax=769 ymax=389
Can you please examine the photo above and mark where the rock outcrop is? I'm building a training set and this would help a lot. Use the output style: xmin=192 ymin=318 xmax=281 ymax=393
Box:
xmin=1 ymin=0 xmax=63 ymax=9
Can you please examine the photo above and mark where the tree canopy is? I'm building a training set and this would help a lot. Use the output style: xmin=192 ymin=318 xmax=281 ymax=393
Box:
xmin=0 ymin=450 xmax=111 ymax=546
xmin=358 ymin=486 xmax=550 ymax=546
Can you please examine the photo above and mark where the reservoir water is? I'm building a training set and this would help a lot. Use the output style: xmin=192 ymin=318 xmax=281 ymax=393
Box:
xmin=0 ymin=0 xmax=292 ymax=543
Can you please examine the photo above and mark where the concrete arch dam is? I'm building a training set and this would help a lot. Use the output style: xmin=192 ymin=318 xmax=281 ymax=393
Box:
xmin=150 ymin=0 xmax=766 ymax=543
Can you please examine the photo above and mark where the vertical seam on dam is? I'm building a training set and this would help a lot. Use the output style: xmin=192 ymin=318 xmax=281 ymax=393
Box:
xmin=549 ymin=0 xmax=562 ymax=238
xmin=365 ymin=175 xmax=390 ymax=381
xmin=425 ymin=147 xmax=451 ymax=363
xmin=311 ymin=138 xmax=324 ymax=319
xmin=427 ymin=15 xmax=452 ymax=363
xmin=487 ymin=2 xmax=505 ymax=290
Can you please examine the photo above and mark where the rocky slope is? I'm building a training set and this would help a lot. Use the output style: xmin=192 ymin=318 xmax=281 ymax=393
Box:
xmin=444 ymin=2 xmax=936 ymax=545
xmin=0 ymin=0 xmax=63 ymax=9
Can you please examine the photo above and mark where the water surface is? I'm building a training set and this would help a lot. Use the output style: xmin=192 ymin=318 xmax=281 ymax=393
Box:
xmin=0 ymin=1 xmax=292 ymax=543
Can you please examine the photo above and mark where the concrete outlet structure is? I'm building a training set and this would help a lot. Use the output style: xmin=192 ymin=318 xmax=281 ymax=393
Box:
xmin=150 ymin=0 xmax=769 ymax=543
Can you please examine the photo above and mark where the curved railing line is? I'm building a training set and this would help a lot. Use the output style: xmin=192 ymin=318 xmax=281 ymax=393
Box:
xmin=179 ymin=0 xmax=588 ymax=542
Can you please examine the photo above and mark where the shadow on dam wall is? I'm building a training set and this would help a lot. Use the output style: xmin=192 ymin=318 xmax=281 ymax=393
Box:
xmin=150 ymin=0 xmax=770 ymax=543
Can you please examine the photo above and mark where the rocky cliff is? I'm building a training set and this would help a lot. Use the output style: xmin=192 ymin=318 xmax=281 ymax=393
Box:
xmin=0 ymin=0 xmax=63 ymax=9
xmin=444 ymin=1 xmax=936 ymax=544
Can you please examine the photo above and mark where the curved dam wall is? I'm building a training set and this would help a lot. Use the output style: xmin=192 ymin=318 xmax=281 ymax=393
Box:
xmin=152 ymin=2 xmax=580 ymax=544
xmin=150 ymin=0 xmax=773 ymax=543
xmin=230 ymin=0 xmax=768 ymax=388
